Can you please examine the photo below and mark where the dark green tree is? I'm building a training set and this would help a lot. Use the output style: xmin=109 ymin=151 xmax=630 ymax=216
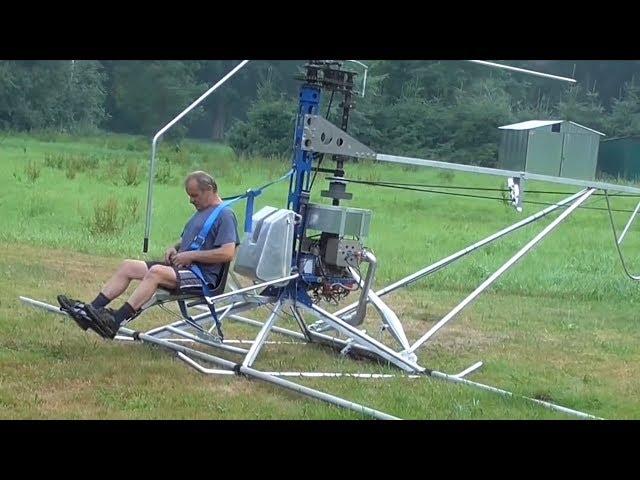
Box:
xmin=226 ymin=70 xmax=297 ymax=157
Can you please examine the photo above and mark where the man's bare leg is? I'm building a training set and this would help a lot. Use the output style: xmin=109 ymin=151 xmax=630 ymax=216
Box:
xmin=100 ymin=260 xmax=150 ymax=301
xmin=83 ymin=265 xmax=179 ymax=339
xmin=126 ymin=265 xmax=178 ymax=310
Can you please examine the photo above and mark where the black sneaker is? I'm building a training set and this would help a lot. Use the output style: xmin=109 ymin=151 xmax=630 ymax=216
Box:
xmin=57 ymin=295 xmax=93 ymax=331
xmin=83 ymin=304 xmax=121 ymax=340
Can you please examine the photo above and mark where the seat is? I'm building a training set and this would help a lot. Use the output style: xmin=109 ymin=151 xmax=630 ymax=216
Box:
xmin=141 ymin=263 xmax=231 ymax=339
xmin=152 ymin=262 xmax=231 ymax=306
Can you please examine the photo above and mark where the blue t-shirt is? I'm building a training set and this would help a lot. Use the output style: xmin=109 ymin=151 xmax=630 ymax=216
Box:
xmin=179 ymin=205 xmax=240 ymax=286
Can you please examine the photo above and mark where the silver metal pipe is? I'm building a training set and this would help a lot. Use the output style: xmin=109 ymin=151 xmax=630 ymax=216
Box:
xmin=146 ymin=299 xmax=269 ymax=338
xmin=346 ymin=60 xmax=368 ymax=97
xmin=165 ymin=326 xmax=248 ymax=354
xmin=264 ymin=372 xmax=422 ymax=379
xmin=143 ymin=60 xmax=250 ymax=252
xmin=227 ymin=314 xmax=307 ymax=340
xmin=175 ymin=352 xmax=398 ymax=420
xmin=454 ymin=361 xmax=484 ymax=378
xmin=180 ymin=357 xmax=423 ymax=379
xmin=467 ymin=60 xmax=577 ymax=83
xmin=177 ymin=354 xmax=235 ymax=375
xmin=242 ymin=302 xmax=282 ymax=367
xmin=334 ymin=189 xmax=589 ymax=319
xmin=351 ymin=251 xmax=377 ymax=326
xmin=617 ymin=199 xmax=640 ymax=245
xmin=289 ymin=306 xmax=312 ymax=341
xmin=429 ymin=370 xmax=601 ymax=420
xmin=307 ymin=304 xmax=424 ymax=373
xmin=347 ymin=268 xmax=411 ymax=351
xmin=375 ymin=153 xmax=640 ymax=195
xmin=207 ymin=303 xmax=235 ymax=334
xmin=20 ymin=296 xmax=66 ymax=315
xmin=203 ymin=274 xmax=298 ymax=303
xmin=140 ymin=331 xmax=599 ymax=419
xmin=144 ymin=309 xmax=216 ymax=337
xmin=150 ymin=338 xmax=303 ymax=346
xmin=224 ymin=340 xmax=306 ymax=345
xmin=410 ymin=188 xmax=596 ymax=353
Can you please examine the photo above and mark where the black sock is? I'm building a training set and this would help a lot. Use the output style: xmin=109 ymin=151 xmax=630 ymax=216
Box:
xmin=115 ymin=302 xmax=137 ymax=325
xmin=91 ymin=292 xmax=111 ymax=309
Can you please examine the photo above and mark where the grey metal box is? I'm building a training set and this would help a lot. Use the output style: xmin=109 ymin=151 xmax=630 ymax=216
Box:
xmin=324 ymin=238 xmax=361 ymax=267
xmin=305 ymin=203 xmax=372 ymax=238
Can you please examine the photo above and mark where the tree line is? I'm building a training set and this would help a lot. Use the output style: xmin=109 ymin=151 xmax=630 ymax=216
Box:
xmin=2 ymin=60 xmax=640 ymax=166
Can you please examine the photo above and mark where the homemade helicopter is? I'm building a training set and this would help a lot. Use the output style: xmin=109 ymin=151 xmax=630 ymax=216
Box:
xmin=21 ymin=60 xmax=640 ymax=420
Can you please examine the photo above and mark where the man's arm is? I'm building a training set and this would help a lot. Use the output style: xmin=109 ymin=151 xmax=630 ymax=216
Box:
xmin=164 ymin=240 xmax=182 ymax=264
xmin=171 ymin=243 xmax=236 ymax=268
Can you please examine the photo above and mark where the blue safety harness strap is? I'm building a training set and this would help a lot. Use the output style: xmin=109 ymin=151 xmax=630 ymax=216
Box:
xmin=184 ymin=199 xmax=238 ymax=340
xmin=178 ymin=170 xmax=294 ymax=340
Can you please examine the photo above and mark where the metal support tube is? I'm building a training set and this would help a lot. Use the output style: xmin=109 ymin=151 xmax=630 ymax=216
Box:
xmin=429 ymin=370 xmax=601 ymax=420
xmin=227 ymin=314 xmax=307 ymax=340
xmin=334 ymin=189 xmax=589 ymax=319
xmin=306 ymin=304 xmax=424 ymax=373
xmin=144 ymin=60 xmax=250 ymax=252
xmin=617 ymin=199 xmax=640 ymax=245
xmin=242 ymin=302 xmax=282 ymax=367
xmin=409 ymin=188 xmax=596 ymax=353
xmin=176 ymin=352 xmax=398 ymax=420
xmin=147 ymin=299 xmax=271 ymax=338
xmin=351 ymin=251 xmax=377 ymax=326
xmin=348 ymin=268 xmax=411 ymax=351
xmin=180 ymin=356 xmax=423 ymax=379
xmin=203 ymin=274 xmax=298 ymax=303
xmin=290 ymin=306 xmax=312 ymax=341
xmin=454 ymin=361 xmax=484 ymax=378
xmin=165 ymin=326 xmax=248 ymax=355
xmin=20 ymin=296 xmax=66 ymax=315
xmin=375 ymin=153 xmax=640 ymax=195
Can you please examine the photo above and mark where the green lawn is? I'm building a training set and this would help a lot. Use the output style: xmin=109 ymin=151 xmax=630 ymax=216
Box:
xmin=1 ymin=132 xmax=639 ymax=419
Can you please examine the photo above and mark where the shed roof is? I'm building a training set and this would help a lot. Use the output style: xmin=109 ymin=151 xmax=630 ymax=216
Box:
xmin=499 ymin=120 xmax=605 ymax=136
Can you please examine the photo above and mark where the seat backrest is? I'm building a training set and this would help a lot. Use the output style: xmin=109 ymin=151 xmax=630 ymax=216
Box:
xmin=209 ymin=262 xmax=231 ymax=296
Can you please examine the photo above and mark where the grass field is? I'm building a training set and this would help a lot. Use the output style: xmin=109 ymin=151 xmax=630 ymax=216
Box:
xmin=1 ymin=131 xmax=640 ymax=419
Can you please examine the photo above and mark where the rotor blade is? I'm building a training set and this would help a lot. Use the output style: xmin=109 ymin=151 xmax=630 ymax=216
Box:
xmin=468 ymin=60 xmax=576 ymax=83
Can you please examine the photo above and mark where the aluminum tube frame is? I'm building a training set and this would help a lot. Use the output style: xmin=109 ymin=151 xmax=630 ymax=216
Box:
xmin=617 ymin=199 xmax=640 ymax=245
xmin=305 ymin=304 xmax=424 ymax=373
xmin=20 ymin=296 xmax=66 ymax=315
xmin=203 ymin=274 xmax=298 ymax=303
xmin=147 ymin=297 xmax=275 ymax=338
xmin=289 ymin=306 xmax=313 ymax=342
xmin=347 ymin=267 xmax=411 ymax=351
xmin=351 ymin=251 xmax=377 ymax=326
xmin=410 ymin=187 xmax=596 ymax=353
xmin=333 ymin=188 xmax=589 ymax=320
xmin=242 ymin=302 xmax=282 ymax=367
xmin=164 ymin=326 xmax=248 ymax=355
xmin=179 ymin=356 xmax=424 ymax=379
xmin=144 ymin=60 xmax=249 ymax=252
xmin=375 ymin=153 xmax=640 ymax=195
xmin=429 ymin=370 xmax=601 ymax=420
xmin=175 ymin=352 xmax=398 ymax=420
xmin=227 ymin=314 xmax=308 ymax=341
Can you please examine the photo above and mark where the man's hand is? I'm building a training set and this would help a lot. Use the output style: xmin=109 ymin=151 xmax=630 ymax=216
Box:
xmin=164 ymin=247 xmax=178 ymax=264
xmin=172 ymin=251 xmax=194 ymax=269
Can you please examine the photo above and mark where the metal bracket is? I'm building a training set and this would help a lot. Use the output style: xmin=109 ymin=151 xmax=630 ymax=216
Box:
xmin=302 ymin=115 xmax=376 ymax=159
xmin=507 ymin=177 xmax=523 ymax=213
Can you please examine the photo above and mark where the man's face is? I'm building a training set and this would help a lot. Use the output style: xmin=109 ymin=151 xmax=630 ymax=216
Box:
xmin=186 ymin=179 xmax=212 ymax=211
